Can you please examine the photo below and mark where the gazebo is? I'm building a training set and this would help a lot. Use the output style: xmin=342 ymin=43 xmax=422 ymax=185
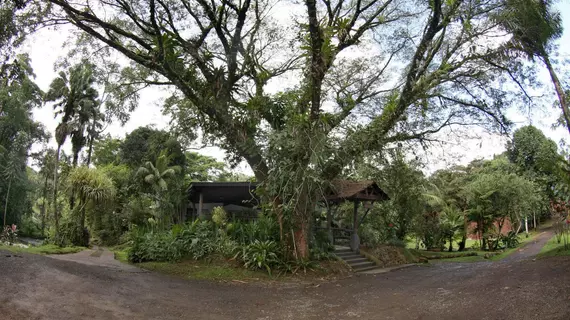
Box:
xmin=323 ymin=180 xmax=389 ymax=253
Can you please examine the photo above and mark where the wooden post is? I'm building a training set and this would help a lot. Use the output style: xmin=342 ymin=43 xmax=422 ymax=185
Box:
xmin=326 ymin=205 xmax=333 ymax=244
xmin=350 ymin=200 xmax=360 ymax=253
xmin=198 ymin=192 xmax=204 ymax=219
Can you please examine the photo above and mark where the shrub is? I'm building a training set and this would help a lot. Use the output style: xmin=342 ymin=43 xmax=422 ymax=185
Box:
xmin=500 ymin=231 xmax=520 ymax=249
xmin=0 ymin=224 xmax=18 ymax=244
xmin=237 ymin=240 xmax=281 ymax=275
xmin=211 ymin=207 xmax=227 ymax=227
xmin=52 ymin=219 xmax=89 ymax=247
xmin=227 ymin=215 xmax=279 ymax=244
xmin=128 ymin=228 xmax=182 ymax=262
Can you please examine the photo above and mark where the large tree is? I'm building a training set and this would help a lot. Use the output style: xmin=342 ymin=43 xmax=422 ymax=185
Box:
xmin=0 ymin=54 xmax=46 ymax=227
xmin=46 ymin=62 xmax=100 ymax=233
xmin=48 ymin=0 xmax=535 ymax=258
xmin=507 ymin=125 xmax=559 ymax=199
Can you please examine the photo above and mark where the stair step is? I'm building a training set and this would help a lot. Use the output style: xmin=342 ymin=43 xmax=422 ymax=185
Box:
xmin=354 ymin=265 xmax=380 ymax=273
xmin=344 ymin=257 xmax=368 ymax=264
xmin=336 ymin=251 xmax=358 ymax=257
xmin=338 ymin=255 xmax=361 ymax=261
xmin=334 ymin=248 xmax=352 ymax=254
xmin=350 ymin=261 xmax=375 ymax=269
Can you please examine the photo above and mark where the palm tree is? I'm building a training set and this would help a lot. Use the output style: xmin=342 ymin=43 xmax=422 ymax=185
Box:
xmin=423 ymin=182 xmax=465 ymax=251
xmin=497 ymin=0 xmax=568 ymax=133
xmin=46 ymin=62 xmax=99 ymax=233
xmin=37 ymin=148 xmax=55 ymax=236
xmin=137 ymin=151 xmax=181 ymax=226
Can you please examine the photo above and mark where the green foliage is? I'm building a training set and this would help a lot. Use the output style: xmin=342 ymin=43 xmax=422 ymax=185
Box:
xmin=128 ymin=227 xmax=184 ymax=263
xmin=500 ymin=231 xmax=520 ymax=249
xmin=1 ymin=224 xmax=18 ymax=244
xmin=0 ymin=54 xmax=46 ymax=227
xmin=226 ymin=215 xmax=280 ymax=244
xmin=68 ymin=166 xmax=115 ymax=204
xmin=211 ymin=206 xmax=227 ymax=227
xmin=507 ymin=125 xmax=560 ymax=200
xmin=0 ymin=243 xmax=84 ymax=255
xmin=120 ymin=127 xmax=185 ymax=169
xmin=185 ymin=152 xmax=226 ymax=181
xmin=92 ymin=135 xmax=122 ymax=166
xmin=52 ymin=219 xmax=89 ymax=247
xmin=369 ymin=150 xmax=426 ymax=240
xmin=237 ymin=240 xmax=281 ymax=275
xmin=496 ymin=0 xmax=562 ymax=58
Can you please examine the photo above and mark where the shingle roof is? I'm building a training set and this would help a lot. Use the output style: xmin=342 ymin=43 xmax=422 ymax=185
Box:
xmin=326 ymin=179 xmax=389 ymax=202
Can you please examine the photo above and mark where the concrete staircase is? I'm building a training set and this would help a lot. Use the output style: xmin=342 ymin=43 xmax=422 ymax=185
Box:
xmin=335 ymin=247 xmax=378 ymax=273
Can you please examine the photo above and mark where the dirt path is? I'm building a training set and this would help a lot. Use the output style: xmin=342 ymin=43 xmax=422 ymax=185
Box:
xmin=500 ymin=229 xmax=554 ymax=264
xmin=47 ymin=246 xmax=143 ymax=273
xmin=2 ymin=243 xmax=570 ymax=320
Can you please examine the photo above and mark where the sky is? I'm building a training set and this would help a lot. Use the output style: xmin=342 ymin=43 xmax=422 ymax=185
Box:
xmin=21 ymin=2 xmax=570 ymax=174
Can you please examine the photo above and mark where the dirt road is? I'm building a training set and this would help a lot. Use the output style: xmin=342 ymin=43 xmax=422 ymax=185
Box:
xmin=1 ymin=237 xmax=569 ymax=320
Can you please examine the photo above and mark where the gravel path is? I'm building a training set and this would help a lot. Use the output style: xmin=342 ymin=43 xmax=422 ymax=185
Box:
xmin=1 ymin=234 xmax=569 ymax=320
xmin=47 ymin=246 xmax=143 ymax=273
xmin=500 ymin=229 xmax=554 ymax=264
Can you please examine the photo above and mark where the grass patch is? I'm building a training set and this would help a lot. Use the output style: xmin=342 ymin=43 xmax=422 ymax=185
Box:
xmin=433 ymin=255 xmax=486 ymax=263
xmin=537 ymin=236 xmax=570 ymax=258
xmin=113 ymin=249 xmax=129 ymax=263
xmin=138 ymin=258 xmax=275 ymax=282
xmin=0 ymin=244 xmax=85 ymax=255
xmin=138 ymin=258 xmax=351 ymax=282
xmin=406 ymin=237 xmax=479 ymax=251
xmin=111 ymin=247 xmax=350 ymax=282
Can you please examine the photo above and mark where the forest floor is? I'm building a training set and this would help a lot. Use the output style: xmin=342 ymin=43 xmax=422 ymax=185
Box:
xmin=1 ymin=231 xmax=569 ymax=320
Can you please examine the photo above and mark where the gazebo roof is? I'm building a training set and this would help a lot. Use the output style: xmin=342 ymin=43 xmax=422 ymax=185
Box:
xmin=325 ymin=180 xmax=389 ymax=203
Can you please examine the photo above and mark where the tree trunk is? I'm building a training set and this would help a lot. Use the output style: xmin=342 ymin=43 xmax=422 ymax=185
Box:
xmin=79 ymin=192 xmax=89 ymax=246
xmin=543 ymin=54 xmax=570 ymax=135
xmin=533 ymin=212 xmax=537 ymax=231
xmin=53 ymin=144 xmax=61 ymax=237
xmin=3 ymin=178 xmax=11 ymax=227
xmin=291 ymin=189 xmax=313 ymax=260
xmin=69 ymin=153 xmax=79 ymax=211
xmin=293 ymin=218 xmax=310 ymax=260
xmin=448 ymin=235 xmax=453 ymax=252
xmin=458 ymin=234 xmax=466 ymax=251
xmin=525 ymin=217 xmax=529 ymax=237
xmin=80 ymin=193 xmax=87 ymax=230
xmin=41 ymin=174 xmax=49 ymax=236
xmin=86 ymin=130 xmax=95 ymax=166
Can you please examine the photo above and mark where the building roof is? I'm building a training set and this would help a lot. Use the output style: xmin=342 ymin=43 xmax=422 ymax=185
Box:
xmin=325 ymin=180 xmax=389 ymax=203
xmin=188 ymin=182 xmax=259 ymax=207
xmin=188 ymin=180 xmax=388 ymax=206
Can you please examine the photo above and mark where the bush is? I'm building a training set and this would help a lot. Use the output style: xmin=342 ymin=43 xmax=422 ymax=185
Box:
xmin=128 ymin=228 xmax=182 ymax=262
xmin=0 ymin=225 xmax=18 ymax=244
xmin=211 ymin=207 xmax=227 ymax=227
xmin=226 ymin=215 xmax=279 ymax=244
xmin=52 ymin=220 xmax=89 ymax=247
xmin=127 ymin=217 xmax=282 ymax=270
xmin=237 ymin=240 xmax=281 ymax=275
xmin=500 ymin=231 xmax=520 ymax=249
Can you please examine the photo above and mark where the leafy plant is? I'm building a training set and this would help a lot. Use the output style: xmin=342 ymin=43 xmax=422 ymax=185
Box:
xmin=0 ymin=224 xmax=18 ymax=244
xmin=211 ymin=206 xmax=227 ymax=227
xmin=500 ymin=231 xmax=520 ymax=249
xmin=237 ymin=240 xmax=281 ymax=275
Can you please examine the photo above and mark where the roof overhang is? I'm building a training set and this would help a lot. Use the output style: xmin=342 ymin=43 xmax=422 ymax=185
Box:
xmin=188 ymin=182 xmax=259 ymax=207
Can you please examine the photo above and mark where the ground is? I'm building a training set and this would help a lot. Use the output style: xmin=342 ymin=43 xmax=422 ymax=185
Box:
xmin=1 ymin=230 xmax=570 ymax=320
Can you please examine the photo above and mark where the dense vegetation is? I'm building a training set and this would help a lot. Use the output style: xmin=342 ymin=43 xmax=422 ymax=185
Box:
xmin=0 ymin=0 xmax=569 ymax=274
